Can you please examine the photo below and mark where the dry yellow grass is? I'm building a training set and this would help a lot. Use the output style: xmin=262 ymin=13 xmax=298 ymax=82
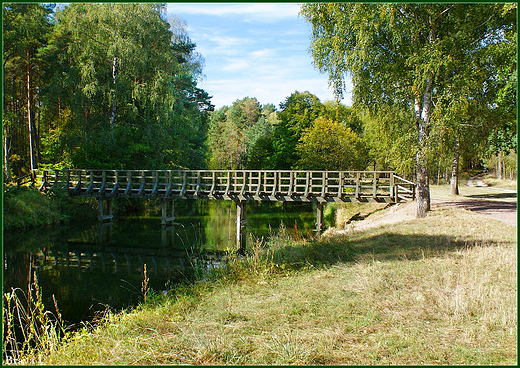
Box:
xmin=14 ymin=207 xmax=517 ymax=365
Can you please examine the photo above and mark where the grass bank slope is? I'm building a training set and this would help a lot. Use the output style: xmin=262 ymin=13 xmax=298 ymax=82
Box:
xmin=3 ymin=186 xmax=96 ymax=229
xmin=20 ymin=207 xmax=517 ymax=365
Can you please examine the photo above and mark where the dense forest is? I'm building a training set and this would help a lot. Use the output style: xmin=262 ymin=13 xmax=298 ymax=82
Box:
xmin=3 ymin=3 xmax=517 ymax=197
xmin=3 ymin=3 xmax=212 ymax=178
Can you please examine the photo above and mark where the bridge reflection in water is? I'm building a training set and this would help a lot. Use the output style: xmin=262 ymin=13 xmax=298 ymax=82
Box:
xmin=3 ymin=219 xmax=226 ymax=327
xmin=25 ymin=169 xmax=416 ymax=253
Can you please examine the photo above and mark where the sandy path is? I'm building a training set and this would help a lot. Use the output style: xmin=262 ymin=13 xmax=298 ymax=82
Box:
xmin=328 ymin=183 xmax=516 ymax=235
xmin=431 ymin=197 xmax=517 ymax=226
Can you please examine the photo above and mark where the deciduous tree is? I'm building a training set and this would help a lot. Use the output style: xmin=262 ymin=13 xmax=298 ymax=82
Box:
xmin=271 ymin=91 xmax=324 ymax=169
xmin=294 ymin=117 xmax=369 ymax=170
xmin=301 ymin=3 xmax=516 ymax=216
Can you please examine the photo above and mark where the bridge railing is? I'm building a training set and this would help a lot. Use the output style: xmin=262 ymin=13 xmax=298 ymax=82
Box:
xmin=28 ymin=169 xmax=415 ymax=202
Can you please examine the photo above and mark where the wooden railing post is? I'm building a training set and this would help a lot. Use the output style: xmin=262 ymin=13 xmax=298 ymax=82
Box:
xmin=372 ymin=171 xmax=377 ymax=198
xmin=39 ymin=170 xmax=48 ymax=191
xmin=355 ymin=172 xmax=360 ymax=199
xmin=73 ymin=170 xmax=82 ymax=194
xmin=99 ymin=170 xmax=107 ymax=195
xmin=390 ymin=172 xmax=395 ymax=201
xmin=255 ymin=171 xmax=261 ymax=197
xmin=338 ymin=171 xmax=343 ymax=198
xmin=124 ymin=171 xmax=132 ymax=195
xmin=320 ymin=172 xmax=327 ymax=198
xmin=112 ymin=171 xmax=119 ymax=195
xmin=288 ymin=171 xmax=293 ymax=196
xmin=62 ymin=169 xmax=70 ymax=190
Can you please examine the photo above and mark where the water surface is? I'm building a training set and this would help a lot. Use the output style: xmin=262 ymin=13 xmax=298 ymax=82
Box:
xmin=3 ymin=200 xmax=316 ymax=328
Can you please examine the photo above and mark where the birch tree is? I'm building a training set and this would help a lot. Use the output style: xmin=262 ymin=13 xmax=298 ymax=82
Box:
xmin=42 ymin=3 xmax=211 ymax=169
xmin=301 ymin=3 xmax=516 ymax=217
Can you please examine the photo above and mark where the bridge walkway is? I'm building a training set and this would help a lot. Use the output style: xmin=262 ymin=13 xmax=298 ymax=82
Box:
xmin=21 ymin=169 xmax=416 ymax=253
xmin=29 ymin=169 xmax=415 ymax=202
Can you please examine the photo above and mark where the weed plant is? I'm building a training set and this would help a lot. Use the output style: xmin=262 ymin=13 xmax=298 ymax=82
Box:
xmin=3 ymin=271 xmax=67 ymax=364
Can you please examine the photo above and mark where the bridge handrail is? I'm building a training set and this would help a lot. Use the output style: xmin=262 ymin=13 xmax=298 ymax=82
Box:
xmin=16 ymin=172 xmax=36 ymax=188
xmin=393 ymin=175 xmax=416 ymax=200
xmin=23 ymin=169 xmax=416 ymax=203
xmin=393 ymin=175 xmax=414 ymax=185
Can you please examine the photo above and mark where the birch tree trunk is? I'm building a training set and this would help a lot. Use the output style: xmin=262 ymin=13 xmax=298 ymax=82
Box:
xmin=414 ymin=76 xmax=433 ymax=218
xmin=497 ymin=150 xmax=503 ymax=179
xmin=109 ymin=54 xmax=118 ymax=132
xmin=450 ymin=140 xmax=460 ymax=195
xmin=415 ymin=128 xmax=431 ymax=218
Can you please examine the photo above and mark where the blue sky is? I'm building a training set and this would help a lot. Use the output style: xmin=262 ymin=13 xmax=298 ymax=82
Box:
xmin=166 ymin=3 xmax=352 ymax=109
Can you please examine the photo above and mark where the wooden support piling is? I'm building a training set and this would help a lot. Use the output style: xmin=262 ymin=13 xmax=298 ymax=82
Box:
xmin=316 ymin=202 xmax=324 ymax=232
xmin=161 ymin=199 xmax=175 ymax=225
xmin=98 ymin=198 xmax=113 ymax=222
xmin=235 ymin=199 xmax=247 ymax=254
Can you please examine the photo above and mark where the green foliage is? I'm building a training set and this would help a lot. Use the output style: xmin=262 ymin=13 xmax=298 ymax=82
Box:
xmin=361 ymin=106 xmax=417 ymax=177
xmin=294 ymin=117 xmax=369 ymax=170
xmin=271 ymin=91 xmax=324 ymax=169
xmin=3 ymin=3 xmax=213 ymax=175
xmin=301 ymin=3 xmax=517 ymax=204
xmin=323 ymin=203 xmax=339 ymax=228
xmin=322 ymin=101 xmax=363 ymax=134
xmin=3 ymin=186 xmax=96 ymax=229
xmin=206 ymin=98 xmax=277 ymax=169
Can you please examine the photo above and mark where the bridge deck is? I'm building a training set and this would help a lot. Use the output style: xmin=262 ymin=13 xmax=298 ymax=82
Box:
xmin=31 ymin=169 xmax=415 ymax=203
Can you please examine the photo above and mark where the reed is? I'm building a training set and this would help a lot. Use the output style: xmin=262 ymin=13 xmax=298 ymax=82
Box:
xmin=3 ymin=271 xmax=67 ymax=364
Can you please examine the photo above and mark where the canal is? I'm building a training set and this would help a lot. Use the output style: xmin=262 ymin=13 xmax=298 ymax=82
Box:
xmin=3 ymin=200 xmax=317 ymax=330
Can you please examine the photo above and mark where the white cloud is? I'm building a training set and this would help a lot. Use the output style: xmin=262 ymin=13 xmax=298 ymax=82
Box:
xmin=200 ymin=76 xmax=349 ymax=109
xmin=222 ymin=59 xmax=250 ymax=72
xmin=250 ymin=48 xmax=276 ymax=59
xmin=167 ymin=3 xmax=301 ymax=22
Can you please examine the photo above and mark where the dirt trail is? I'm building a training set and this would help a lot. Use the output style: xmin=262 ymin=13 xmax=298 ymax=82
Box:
xmin=328 ymin=181 xmax=516 ymax=235
xmin=431 ymin=197 xmax=517 ymax=226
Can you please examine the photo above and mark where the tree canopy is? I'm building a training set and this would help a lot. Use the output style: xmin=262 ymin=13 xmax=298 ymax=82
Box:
xmin=3 ymin=3 xmax=213 ymax=177
xmin=3 ymin=3 xmax=515 ymax=190
xmin=295 ymin=117 xmax=368 ymax=170
xmin=301 ymin=3 xmax=517 ymax=216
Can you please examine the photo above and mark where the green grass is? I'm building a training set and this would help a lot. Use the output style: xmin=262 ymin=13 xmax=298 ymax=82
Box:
xmin=481 ymin=175 xmax=517 ymax=191
xmin=13 ymin=204 xmax=516 ymax=365
xmin=3 ymin=186 xmax=96 ymax=230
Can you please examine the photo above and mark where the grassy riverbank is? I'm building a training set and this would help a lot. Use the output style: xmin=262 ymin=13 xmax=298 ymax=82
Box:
xmin=13 ymin=203 xmax=516 ymax=365
xmin=3 ymin=186 xmax=99 ymax=230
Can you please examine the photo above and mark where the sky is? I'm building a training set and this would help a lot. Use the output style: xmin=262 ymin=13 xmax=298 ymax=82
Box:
xmin=166 ymin=3 xmax=353 ymax=109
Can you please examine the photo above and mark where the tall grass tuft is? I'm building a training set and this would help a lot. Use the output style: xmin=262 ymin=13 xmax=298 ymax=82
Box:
xmin=3 ymin=271 xmax=67 ymax=364
xmin=141 ymin=264 xmax=149 ymax=304
xmin=213 ymin=223 xmax=353 ymax=285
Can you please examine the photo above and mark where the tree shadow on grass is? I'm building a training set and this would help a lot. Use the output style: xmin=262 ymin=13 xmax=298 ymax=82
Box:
xmin=347 ymin=232 xmax=474 ymax=263
xmin=267 ymin=231 xmax=514 ymax=270
xmin=466 ymin=193 xmax=517 ymax=200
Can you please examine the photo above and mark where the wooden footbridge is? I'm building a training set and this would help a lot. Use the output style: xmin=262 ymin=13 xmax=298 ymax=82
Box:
xmin=21 ymin=169 xmax=415 ymax=252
